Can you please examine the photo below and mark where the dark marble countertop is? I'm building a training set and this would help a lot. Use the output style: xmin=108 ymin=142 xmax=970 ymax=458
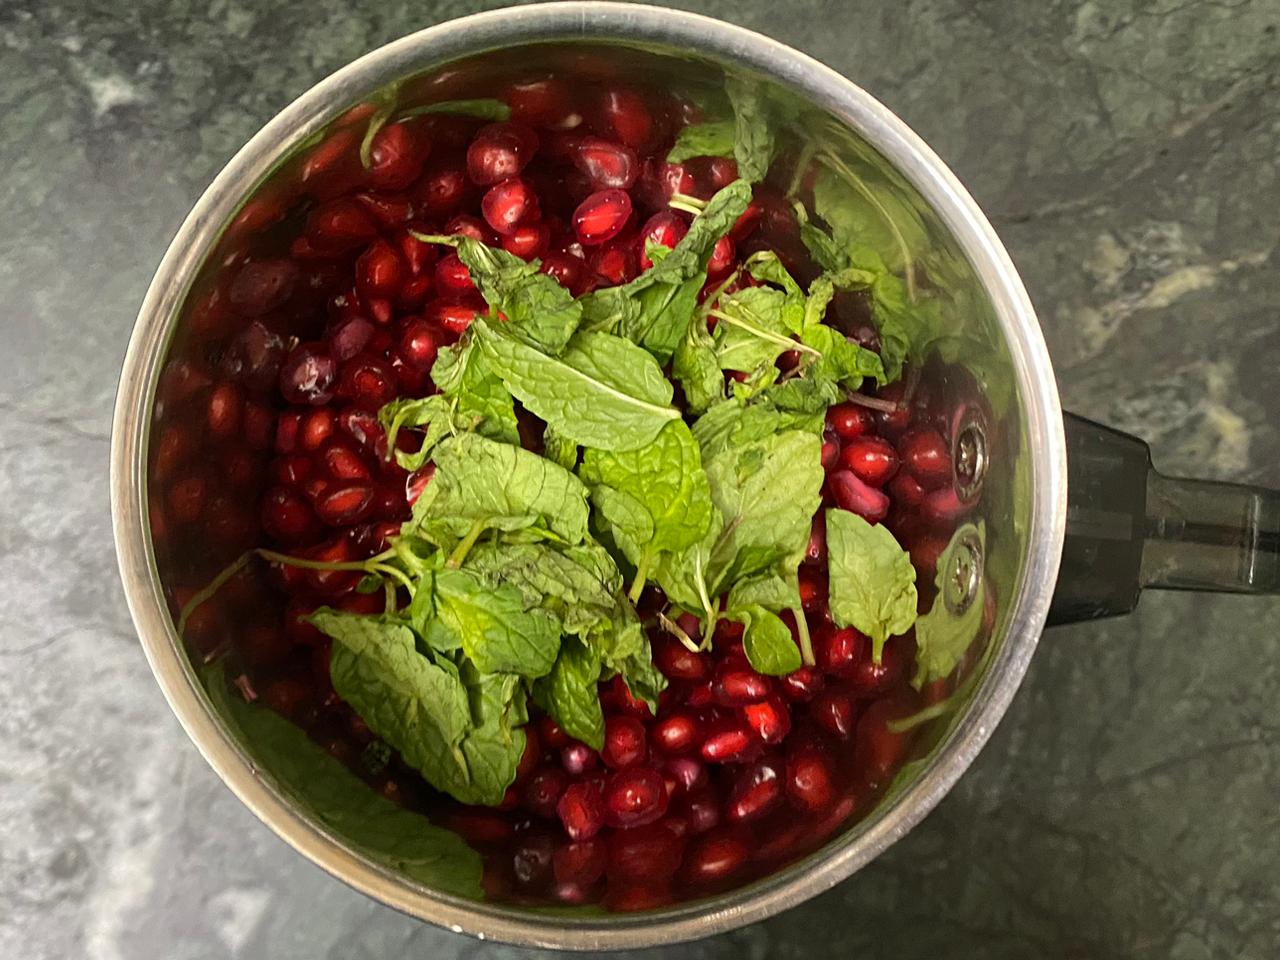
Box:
xmin=2 ymin=1 xmax=1277 ymax=958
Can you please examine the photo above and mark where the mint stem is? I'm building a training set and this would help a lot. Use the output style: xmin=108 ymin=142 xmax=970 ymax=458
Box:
xmin=446 ymin=519 xmax=487 ymax=569
xmin=627 ymin=545 xmax=653 ymax=605
xmin=177 ymin=550 xmax=252 ymax=636
xmin=791 ymin=606 xmax=815 ymax=667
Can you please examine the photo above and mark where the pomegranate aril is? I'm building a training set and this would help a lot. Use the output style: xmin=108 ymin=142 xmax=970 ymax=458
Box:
xmin=367 ymin=121 xmax=431 ymax=191
xmin=742 ymin=696 xmax=791 ymax=744
xmin=856 ymin=694 xmax=919 ymax=781
xmin=653 ymin=635 xmax=709 ymax=681
xmin=448 ymin=808 xmax=514 ymax=848
xmin=778 ymin=666 xmax=825 ymax=702
xmin=638 ymin=211 xmax=688 ymax=269
xmin=606 ymin=820 xmax=684 ymax=882
xmin=786 ymin=744 xmax=837 ymax=812
xmin=560 ymin=741 xmax=599 ymax=777
xmin=700 ymin=717 xmax=760 ymax=764
xmin=663 ymin=756 xmax=707 ymax=794
xmin=222 ymin=321 xmax=286 ymax=395
xmin=228 ymin=258 xmax=297 ymax=316
xmin=821 ymin=436 xmax=841 ymax=472
xmin=681 ymin=786 xmax=721 ymax=835
xmin=433 ymin=252 xmax=475 ymax=297
xmin=872 ymin=380 xmax=912 ymax=436
xmin=706 ymin=235 xmax=735 ymax=279
xmin=556 ymin=779 xmax=605 ymax=841
xmin=849 ymin=634 xmax=908 ymax=697
xmin=320 ymin=441 xmax=372 ymax=482
xmin=573 ymin=189 xmax=632 ymax=245
xmin=521 ymin=765 xmax=569 ymax=819
xmin=600 ymin=674 xmax=653 ymax=720
xmin=602 ymin=766 xmax=668 ymax=828
xmin=812 ymin=691 xmax=857 ymax=739
xmin=595 ymin=88 xmax=653 ymax=149
xmin=355 ymin=240 xmax=405 ymax=301
xmin=572 ymin=136 xmax=639 ymax=189
xmin=299 ymin=127 xmax=364 ymax=199
xmin=803 ymin=515 xmax=827 ymax=565
xmin=353 ymin=191 xmax=414 ymax=229
xmin=261 ymin=486 xmax=319 ymax=544
xmin=481 ymin=177 xmax=540 ymax=236
xmin=497 ymin=222 xmax=548 ymax=260
xmin=840 ymin=436 xmax=900 ymax=487
xmin=511 ymin=831 xmax=555 ymax=889
xmin=325 ymin=315 xmax=375 ymax=363
xmin=601 ymin=715 xmax=647 ymax=770
xmin=726 ymin=758 xmax=783 ymax=823
xmin=816 ymin=626 xmax=864 ymax=678
xmin=682 ymin=830 xmax=750 ymax=886
xmin=305 ymin=198 xmax=379 ymax=251
xmin=826 ymin=402 xmax=874 ymax=441
xmin=336 ymin=355 xmax=397 ymax=411
xmin=414 ymin=159 xmax=471 ymax=215
xmin=278 ymin=343 xmax=337 ymax=406
xmin=538 ymin=714 xmax=571 ymax=749
xmin=167 ymin=474 xmax=208 ymax=525
xmin=427 ymin=300 xmax=482 ymax=335
xmin=508 ymin=76 xmax=578 ymax=128
xmin=889 ymin=470 xmax=927 ymax=508
xmin=797 ymin=568 xmax=826 ymax=612
xmin=650 ymin=710 xmax=699 ymax=756
xmin=553 ymin=837 xmax=606 ymax=888
xmin=922 ymin=486 xmax=973 ymax=526
xmin=314 ymin=483 xmax=375 ymax=526
xmin=712 ymin=664 xmax=772 ymax=706
xmin=829 ymin=469 xmax=890 ymax=523
xmin=466 ymin=122 xmax=537 ymax=185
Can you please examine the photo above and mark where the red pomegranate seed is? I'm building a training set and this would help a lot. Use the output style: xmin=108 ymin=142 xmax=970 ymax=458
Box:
xmin=261 ymin=678 xmax=314 ymax=720
xmin=353 ymin=191 xmax=414 ymax=229
xmin=507 ymin=76 xmax=578 ymax=128
xmin=573 ymin=189 xmax=632 ymax=245
xmin=604 ymin=881 xmax=673 ymax=912
xmin=663 ymin=756 xmax=707 ymax=794
xmin=638 ymin=211 xmax=689 ymax=269
xmin=595 ymin=88 xmax=653 ymax=148
xmin=227 ymin=258 xmax=297 ymax=316
xmin=204 ymin=382 xmax=242 ymax=439
xmin=299 ymin=127 xmax=364 ymax=199
xmin=521 ymin=765 xmax=569 ymax=819
xmin=433 ymin=252 xmax=475 ymax=298
xmin=298 ymin=408 xmax=335 ymax=451
xmin=572 ymin=136 xmax=639 ymax=189
xmin=826 ymin=402 xmax=874 ymax=441
xmin=786 ymin=744 xmax=836 ymax=812
xmin=513 ymin=726 xmax=540 ymax=784
xmin=820 ymin=435 xmax=841 ymax=472
xmin=828 ymin=469 xmax=890 ymax=523
xmin=556 ymin=779 xmax=605 ymax=841
xmin=889 ymin=470 xmax=927 ymax=508
xmin=812 ymin=691 xmax=856 ymax=738
xmin=320 ymin=441 xmax=371 ymax=481
xmin=682 ymin=830 xmax=750 ymax=886
xmin=712 ymin=664 xmax=771 ymax=707
xmin=538 ymin=714 xmax=571 ymax=749
xmin=816 ymin=626 xmax=864 ymax=678
xmin=466 ymin=122 xmax=537 ymax=185
xmin=221 ymin=321 xmax=285 ymax=395
xmin=167 ymin=474 xmax=207 ymax=525
xmin=701 ymin=156 xmax=739 ymax=190
xmin=729 ymin=200 xmax=763 ymax=241
xmin=426 ymin=300 xmax=482 ymax=335
xmin=601 ymin=715 xmax=647 ymax=770
xmin=840 ymin=436 xmax=900 ymax=487
xmin=602 ymin=766 xmax=668 ymax=828
xmin=325 ymin=315 xmax=375 ymax=363
xmin=511 ymin=831 xmax=555 ymax=889
xmin=448 ymin=808 xmax=514 ymax=848
xmin=278 ymin=343 xmax=337 ymax=406
xmin=355 ymin=240 xmax=405 ymax=301
xmin=398 ymin=229 xmax=439 ymax=275
xmin=680 ymin=786 xmax=721 ymax=835
xmin=481 ymin=177 xmax=540 ymax=236
xmin=649 ymin=710 xmax=699 ymax=756
xmin=441 ymin=212 xmax=495 ymax=245
xmin=414 ymin=158 xmax=471 ymax=215
xmin=752 ymin=819 xmax=807 ymax=863
xmin=498 ymin=222 xmax=549 ymax=261
xmin=849 ymin=634 xmax=908 ymax=697
xmin=797 ymin=568 xmax=826 ymax=612
xmin=600 ymin=675 xmax=653 ymax=720
xmin=553 ymin=837 xmax=606 ymax=888
xmin=261 ymin=485 xmax=318 ymax=543
xmin=367 ymin=121 xmax=431 ymax=191
xmin=741 ymin=696 xmax=791 ymax=744
xmin=778 ymin=666 xmax=825 ymax=703
xmin=314 ymin=483 xmax=375 ymax=526
xmin=700 ymin=717 xmax=760 ymax=764
xmin=803 ymin=515 xmax=828 ymax=566
xmin=151 ymin=427 xmax=192 ymax=482
xmin=726 ymin=758 xmax=782 ymax=823
xmin=398 ymin=320 xmax=439 ymax=371
xmin=336 ymin=355 xmax=397 ymax=411
xmin=605 ymin=820 xmax=684 ymax=881
xmin=856 ymin=694 xmax=919 ymax=781
xmin=305 ymin=198 xmax=379 ymax=251
xmin=706 ymin=235 xmax=735 ymax=279
xmin=636 ymin=158 xmax=696 ymax=208
xmin=561 ymin=742 xmax=599 ymax=777
xmin=922 ymin=486 xmax=973 ymax=526
xmin=335 ymin=406 xmax=385 ymax=455
xmin=653 ymin=635 xmax=709 ymax=681
xmin=872 ymin=380 xmax=912 ymax=436
xmin=404 ymin=464 xmax=435 ymax=507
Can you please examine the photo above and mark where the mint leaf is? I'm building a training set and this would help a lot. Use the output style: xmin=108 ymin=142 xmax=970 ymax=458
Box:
xmin=667 ymin=119 xmax=735 ymax=163
xmin=672 ymin=314 xmax=724 ymax=414
xmin=417 ymin=234 xmax=581 ymax=354
xmin=476 ymin=322 xmax=679 ymax=452
xmin=542 ymin=425 xmax=578 ymax=471
xmin=448 ymin=663 xmax=529 ymax=806
xmin=726 ymin=77 xmax=774 ymax=183
xmin=712 ymin=287 xmax=803 ymax=372
xmin=811 ymin=162 xmax=927 ymax=279
xmin=433 ymin=567 xmax=562 ymax=678
xmin=732 ymin=604 xmax=801 ymax=676
xmin=913 ymin=521 xmax=985 ymax=688
xmin=200 ymin=663 xmax=482 ymax=897
xmin=406 ymin=432 xmax=590 ymax=544
xmin=692 ymin=396 xmax=824 ymax=460
xmin=379 ymin=395 xmax=459 ymax=471
xmin=579 ymin=420 xmax=715 ymax=587
xmin=431 ymin=336 xmax=519 ymax=444
xmin=399 ymin=98 xmax=511 ymax=121
xmin=727 ymin=569 xmax=801 ymax=611
xmin=610 ymin=635 xmax=666 ymax=715
xmin=532 ymin=638 xmax=605 ymax=749
xmin=826 ymin=508 xmax=918 ymax=660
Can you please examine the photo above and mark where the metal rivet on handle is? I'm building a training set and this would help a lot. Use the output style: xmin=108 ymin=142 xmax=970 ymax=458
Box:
xmin=944 ymin=527 xmax=984 ymax=616
xmin=954 ymin=413 xmax=988 ymax=503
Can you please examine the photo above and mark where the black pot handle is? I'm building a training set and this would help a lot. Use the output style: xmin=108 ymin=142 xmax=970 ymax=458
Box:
xmin=1049 ymin=413 xmax=1280 ymax=625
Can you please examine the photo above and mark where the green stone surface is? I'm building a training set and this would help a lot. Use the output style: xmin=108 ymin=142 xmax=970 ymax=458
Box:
xmin=1 ymin=2 xmax=1277 ymax=958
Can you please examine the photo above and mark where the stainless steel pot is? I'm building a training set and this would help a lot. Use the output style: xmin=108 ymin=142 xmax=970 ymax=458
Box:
xmin=110 ymin=3 xmax=1280 ymax=950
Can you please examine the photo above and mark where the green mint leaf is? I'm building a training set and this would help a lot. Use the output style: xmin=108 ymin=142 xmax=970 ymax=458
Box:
xmin=446 ymin=664 xmax=529 ymax=807
xmin=406 ymin=432 xmax=590 ymax=544
xmin=433 ymin=567 xmax=563 ymax=678
xmin=416 ymin=234 xmax=582 ymax=354
xmin=745 ymin=250 xmax=804 ymax=298
xmin=691 ymin=396 xmax=824 ymax=462
xmin=532 ymin=638 xmax=605 ymax=749
xmin=610 ymin=635 xmax=666 ymax=715
xmin=913 ymin=521 xmax=986 ymax=688
xmin=431 ymin=336 xmax=519 ymax=444
xmin=200 ymin=663 xmax=481 ymax=897
xmin=671 ymin=313 xmax=724 ymax=414
xmin=308 ymin=608 xmax=482 ymax=800
xmin=727 ymin=569 xmax=802 ymax=611
xmin=476 ymin=322 xmax=679 ymax=452
xmin=378 ymin=395 xmax=459 ymax=471
xmin=712 ymin=286 xmax=803 ymax=372
xmin=826 ymin=508 xmax=918 ymax=660
xmin=398 ymin=98 xmax=511 ymax=121
xmin=811 ymin=161 xmax=928 ymax=279
xmin=726 ymin=77 xmax=775 ymax=183
xmin=542 ymin=425 xmax=579 ymax=471
xmin=733 ymin=604 xmax=801 ymax=676
xmin=580 ymin=419 xmax=715 ymax=568
xmin=667 ymin=119 xmax=735 ymax=163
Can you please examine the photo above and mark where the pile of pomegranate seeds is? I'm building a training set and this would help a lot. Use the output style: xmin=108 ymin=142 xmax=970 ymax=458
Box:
xmin=150 ymin=71 xmax=985 ymax=912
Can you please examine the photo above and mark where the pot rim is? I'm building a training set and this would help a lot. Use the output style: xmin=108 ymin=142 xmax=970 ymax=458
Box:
xmin=110 ymin=2 xmax=1066 ymax=949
